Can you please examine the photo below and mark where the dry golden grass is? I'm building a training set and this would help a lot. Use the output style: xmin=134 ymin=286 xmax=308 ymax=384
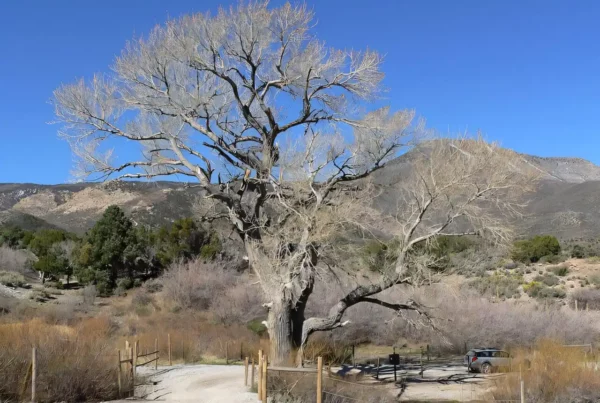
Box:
xmin=302 ymin=339 xmax=353 ymax=365
xmin=493 ymin=340 xmax=600 ymax=402
xmin=0 ymin=287 xmax=268 ymax=402
xmin=113 ymin=306 xmax=266 ymax=365
xmin=0 ymin=317 xmax=119 ymax=402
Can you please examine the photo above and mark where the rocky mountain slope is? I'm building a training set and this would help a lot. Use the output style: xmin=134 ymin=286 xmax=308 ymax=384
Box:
xmin=2 ymin=152 xmax=600 ymax=239
xmin=0 ymin=182 xmax=200 ymax=234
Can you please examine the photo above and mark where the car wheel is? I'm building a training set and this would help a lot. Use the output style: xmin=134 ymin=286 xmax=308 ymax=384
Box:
xmin=481 ymin=363 xmax=492 ymax=374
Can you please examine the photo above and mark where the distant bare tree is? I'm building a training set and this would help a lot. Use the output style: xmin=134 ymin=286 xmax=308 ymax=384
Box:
xmin=52 ymin=2 xmax=535 ymax=365
xmin=0 ymin=246 xmax=31 ymax=274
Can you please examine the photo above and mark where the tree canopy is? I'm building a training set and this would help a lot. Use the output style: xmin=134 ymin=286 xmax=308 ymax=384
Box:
xmin=52 ymin=2 xmax=537 ymax=365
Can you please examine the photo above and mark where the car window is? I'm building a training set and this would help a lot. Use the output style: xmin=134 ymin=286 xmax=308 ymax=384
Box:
xmin=477 ymin=351 xmax=490 ymax=357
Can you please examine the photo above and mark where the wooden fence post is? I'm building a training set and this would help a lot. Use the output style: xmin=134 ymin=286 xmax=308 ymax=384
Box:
xmin=155 ymin=338 xmax=159 ymax=370
xmin=352 ymin=345 xmax=355 ymax=367
xmin=257 ymin=354 xmax=263 ymax=401
xmin=226 ymin=342 xmax=229 ymax=365
xmin=128 ymin=347 xmax=133 ymax=394
xmin=521 ymin=380 xmax=525 ymax=403
xmin=241 ymin=342 xmax=244 ymax=362
xmin=133 ymin=341 xmax=138 ymax=384
xmin=168 ymin=333 xmax=172 ymax=366
xmin=261 ymin=355 xmax=267 ymax=403
xmin=316 ymin=356 xmax=323 ymax=403
xmin=251 ymin=357 xmax=255 ymax=389
xmin=182 ymin=339 xmax=185 ymax=363
xmin=376 ymin=357 xmax=380 ymax=380
xmin=117 ymin=349 xmax=122 ymax=398
xmin=31 ymin=347 xmax=37 ymax=403
xmin=244 ymin=357 xmax=249 ymax=386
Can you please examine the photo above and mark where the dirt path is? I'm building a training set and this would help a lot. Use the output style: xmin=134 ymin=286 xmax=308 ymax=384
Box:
xmin=107 ymin=362 xmax=497 ymax=402
xmin=107 ymin=365 xmax=255 ymax=403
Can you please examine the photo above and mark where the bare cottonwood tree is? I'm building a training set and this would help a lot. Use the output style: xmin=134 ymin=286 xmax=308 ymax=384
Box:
xmin=52 ymin=2 xmax=534 ymax=365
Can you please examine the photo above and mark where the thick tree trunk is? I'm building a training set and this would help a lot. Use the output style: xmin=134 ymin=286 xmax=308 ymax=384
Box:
xmin=267 ymin=302 xmax=295 ymax=366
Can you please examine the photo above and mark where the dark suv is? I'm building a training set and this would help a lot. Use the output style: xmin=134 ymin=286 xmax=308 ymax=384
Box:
xmin=465 ymin=348 xmax=511 ymax=373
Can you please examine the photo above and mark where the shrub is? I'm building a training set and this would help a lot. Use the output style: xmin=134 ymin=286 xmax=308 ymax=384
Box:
xmin=429 ymin=235 xmax=474 ymax=259
xmin=144 ymin=279 xmax=163 ymax=293
xmin=81 ymin=285 xmax=97 ymax=305
xmin=30 ymin=289 xmax=52 ymax=302
xmin=523 ymin=280 xmax=564 ymax=299
xmin=131 ymin=291 xmax=153 ymax=307
xmin=533 ymin=273 xmax=559 ymax=287
xmin=199 ymin=233 xmax=222 ymax=260
xmin=546 ymin=264 xmax=569 ymax=277
xmin=589 ymin=274 xmax=600 ymax=287
xmin=523 ymin=281 xmax=545 ymax=298
xmin=512 ymin=235 xmax=560 ymax=263
xmin=537 ymin=287 xmax=566 ymax=299
xmin=0 ymin=318 xmax=119 ymax=402
xmin=44 ymin=281 xmax=64 ymax=290
xmin=0 ymin=271 xmax=25 ymax=287
xmin=117 ymin=277 xmax=134 ymax=290
xmin=493 ymin=341 xmax=600 ymax=403
xmin=247 ymin=319 xmax=268 ymax=336
xmin=571 ymin=244 xmax=586 ymax=258
xmin=469 ymin=272 xmax=522 ymax=299
xmin=211 ymin=280 xmax=263 ymax=325
xmin=0 ymin=245 xmax=31 ymax=273
xmin=95 ymin=279 xmax=112 ymax=297
xmin=571 ymin=288 xmax=600 ymax=310
xmin=420 ymin=289 xmax=600 ymax=352
xmin=162 ymin=259 xmax=234 ymax=310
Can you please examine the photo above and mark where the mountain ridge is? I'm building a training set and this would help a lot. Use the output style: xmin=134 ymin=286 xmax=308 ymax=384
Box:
xmin=2 ymin=152 xmax=600 ymax=239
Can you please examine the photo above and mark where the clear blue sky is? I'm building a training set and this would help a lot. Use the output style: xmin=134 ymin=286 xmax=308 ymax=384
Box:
xmin=1 ymin=0 xmax=599 ymax=184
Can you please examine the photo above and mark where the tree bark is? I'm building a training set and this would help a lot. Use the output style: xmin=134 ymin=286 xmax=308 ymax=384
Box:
xmin=266 ymin=301 xmax=294 ymax=366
